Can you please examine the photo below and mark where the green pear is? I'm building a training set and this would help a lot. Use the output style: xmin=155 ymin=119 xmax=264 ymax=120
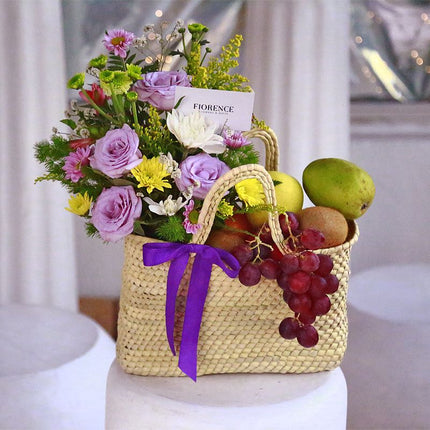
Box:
xmin=302 ymin=158 xmax=375 ymax=220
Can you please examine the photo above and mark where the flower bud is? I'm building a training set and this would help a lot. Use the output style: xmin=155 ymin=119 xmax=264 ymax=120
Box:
xmin=126 ymin=91 xmax=138 ymax=102
xmin=67 ymin=73 xmax=85 ymax=89
xmin=188 ymin=23 xmax=208 ymax=34
xmin=88 ymin=54 xmax=107 ymax=69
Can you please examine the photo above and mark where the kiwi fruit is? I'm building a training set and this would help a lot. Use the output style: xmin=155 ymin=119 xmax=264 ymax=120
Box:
xmin=297 ymin=206 xmax=348 ymax=248
xmin=205 ymin=229 xmax=245 ymax=252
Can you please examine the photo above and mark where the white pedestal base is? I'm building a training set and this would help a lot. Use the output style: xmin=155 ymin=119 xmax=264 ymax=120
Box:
xmin=343 ymin=264 xmax=430 ymax=429
xmin=0 ymin=304 xmax=116 ymax=430
xmin=106 ymin=361 xmax=347 ymax=430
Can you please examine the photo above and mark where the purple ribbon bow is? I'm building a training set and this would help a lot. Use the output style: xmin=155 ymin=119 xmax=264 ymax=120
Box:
xmin=142 ymin=242 xmax=240 ymax=381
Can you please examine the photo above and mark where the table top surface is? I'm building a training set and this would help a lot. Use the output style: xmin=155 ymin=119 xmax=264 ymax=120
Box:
xmin=108 ymin=360 xmax=345 ymax=407
xmin=0 ymin=304 xmax=98 ymax=376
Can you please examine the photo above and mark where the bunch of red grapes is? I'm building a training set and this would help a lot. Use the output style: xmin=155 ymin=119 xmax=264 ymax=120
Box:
xmin=230 ymin=212 xmax=339 ymax=348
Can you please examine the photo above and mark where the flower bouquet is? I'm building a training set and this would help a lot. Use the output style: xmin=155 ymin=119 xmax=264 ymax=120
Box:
xmin=35 ymin=21 xmax=261 ymax=243
xmin=35 ymin=20 xmax=371 ymax=380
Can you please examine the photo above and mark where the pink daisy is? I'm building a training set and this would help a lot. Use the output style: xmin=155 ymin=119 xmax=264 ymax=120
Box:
xmin=63 ymin=147 xmax=92 ymax=183
xmin=222 ymin=129 xmax=250 ymax=149
xmin=183 ymin=200 xmax=202 ymax=234
xmin=103 ymin=29 xmax=135 ymax=58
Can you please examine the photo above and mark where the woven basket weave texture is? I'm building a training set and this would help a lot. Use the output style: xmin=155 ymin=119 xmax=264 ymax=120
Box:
xmin=117 ymin=223 xmax=357 ymax=376
xmin=116 ymin=128 xmax=359 ymax=376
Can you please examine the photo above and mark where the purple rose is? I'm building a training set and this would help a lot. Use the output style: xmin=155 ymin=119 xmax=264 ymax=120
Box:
xmin=90 ymin=124 xmax=141 ymax=178
xmin=133 ymin=71 xmax=191 ymax=111
xmin=175 ymin=153 xmax=230 ymax=200
xmin=92 ymin=186 xmax=142 ymax=242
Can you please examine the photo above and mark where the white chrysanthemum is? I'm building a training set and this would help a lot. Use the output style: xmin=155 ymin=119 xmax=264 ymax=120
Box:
xmin=166 ymin=109 xmax=225 ymax=154
xmin=159 ymin=152 xmax=181 ymax=179
xmin=181 ymin=185 xmax=195 ymax=201
xmin=143 ymin=195 xmax=187 ymax=216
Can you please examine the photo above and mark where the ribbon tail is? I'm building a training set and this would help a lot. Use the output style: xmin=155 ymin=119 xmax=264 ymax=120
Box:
xmin=178 ymin=253 xmax=212 ymax=381
xmin=165 ymin=254 xmax=189 ymax=356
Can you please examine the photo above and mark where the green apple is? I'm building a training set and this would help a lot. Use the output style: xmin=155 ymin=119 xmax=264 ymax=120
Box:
xmin=246 ymin=170 xmax=304 ymax=228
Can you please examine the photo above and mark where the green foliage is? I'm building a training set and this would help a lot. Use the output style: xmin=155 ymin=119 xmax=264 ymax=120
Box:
xmin=34 ymin=136 xmax=70 ymax=179
xmin=189 ymin=65 xmax=208 ymax=89
xmin=204 ymin=35 xmax=251 ymax=92
xmin=106 ymin=54 xmax=126 ymax=71
xmin=141 ymin=105 xmax=179 ymax=158
xmin=155 ymin=216 xmax=189 ymax=243
xmin=219 ymin=144 xmax=259 ymax=169
xmin=66 ymin=169 xmax=108 ymax=199
xmin=34 ymin=172 xmax=65 ymax=184
xmin=60 ymin=119 xmax=77 ymax=130
xmin=85 ymin=222 xmax=100 ymax=238
xmin=35 ymin=135 xmax=70 ymax=160
xmin=178 ymin=28 xmax=250 ymax=92
xmin=252 ymin=115 xmax=269 ymax=130
xmin=183 ymin=24 xmax=208 ymax=78
xmin=185 ymin=44 xmax=203 ymax=78
xmin=34 ymin=135 xmax=110 ymax=199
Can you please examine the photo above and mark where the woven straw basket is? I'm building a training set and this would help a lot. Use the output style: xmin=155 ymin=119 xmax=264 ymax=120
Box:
xmin=116 ymin=128 xmax=359 ymax=377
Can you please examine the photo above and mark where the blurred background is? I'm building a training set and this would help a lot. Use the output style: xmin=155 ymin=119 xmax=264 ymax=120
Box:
xmin=1 ymin=1 xmax=429 ymax=428
xmin=62 ymin=0 xmax=430 ymax=298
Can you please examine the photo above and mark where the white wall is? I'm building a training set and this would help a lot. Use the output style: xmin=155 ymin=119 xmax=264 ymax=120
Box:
xmin=74 ymin=218 xmax=123 ymax=297
xmin=349 ymin=102 xmax=430 ymax=273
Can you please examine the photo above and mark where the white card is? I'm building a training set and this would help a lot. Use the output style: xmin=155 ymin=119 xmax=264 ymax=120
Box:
xmin=174 ymin=87 xmax=255 ymax=131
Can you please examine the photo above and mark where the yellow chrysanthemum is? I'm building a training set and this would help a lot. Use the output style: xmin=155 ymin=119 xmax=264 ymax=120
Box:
xmin=131 ymin=156 xmax=172 ymax=194
xmin=217 ymin=199 xmax=234 ymax=218
xmin=65 ymin=192 xmax=92 ymax=215
xmin=235 ymin=179 xmax=265 ymax=207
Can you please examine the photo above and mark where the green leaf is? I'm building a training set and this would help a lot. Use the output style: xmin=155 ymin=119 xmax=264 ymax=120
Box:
xmin=133 ymin=221 xmax=146 ymax=236
xmin=85 ymin=222 xmax=100 ymax=238
xmin=60 ymin=119 xmax=77 ymax=130
xmin=127 ymin=53 xmax=136 ymax=64
xmin=170 ymin=50 xmax=185 ymax=57
xmin=110 ymin=178 xmax=136 ymax=187
xmin=174 ymin=96 xmax=185 ymax=109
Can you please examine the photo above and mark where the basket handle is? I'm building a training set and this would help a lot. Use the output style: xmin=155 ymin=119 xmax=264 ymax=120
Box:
xmin=243 ymin=127 xmax=279 ymax=171
xmin=191 ymin=163 xmax=288 ymax=253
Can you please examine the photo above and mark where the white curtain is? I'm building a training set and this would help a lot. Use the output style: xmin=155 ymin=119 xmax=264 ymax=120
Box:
xmin=243 ymin=0 xmax=351 ymax=182
xmin=0 ymin=0 xmax=78 ymax=311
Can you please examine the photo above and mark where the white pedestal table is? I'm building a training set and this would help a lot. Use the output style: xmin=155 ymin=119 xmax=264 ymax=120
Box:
xmin=106 ymin=360 xmax=348 ymax=430
xmin=0 ymin=304 xmax=116 ymax=430
xmin=343 ymin=263 xmax=430 ymax=429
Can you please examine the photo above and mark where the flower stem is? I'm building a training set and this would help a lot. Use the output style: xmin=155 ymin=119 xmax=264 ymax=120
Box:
xmin=131 ymin=101 xmax=139 ymax=129
xmin=200 ymin=50 xmax=209 ymax=66
xmin=80 ymin=89 xmax=115 ymax=122
xmin=110 ymin=86 xmax=125 ymax=122
xmin=181 ymin=33 xmax=189 ymax=61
